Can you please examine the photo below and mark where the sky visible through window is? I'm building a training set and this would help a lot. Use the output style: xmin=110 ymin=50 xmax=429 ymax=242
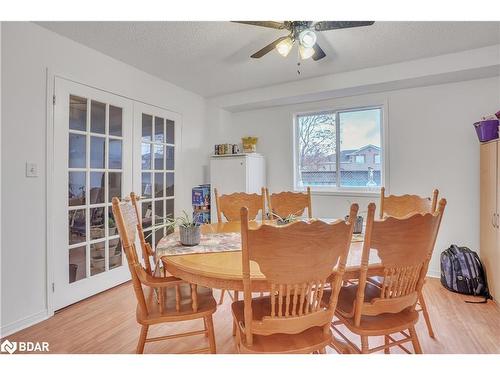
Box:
xmin=340 ymin=108 xmax=381 ymax=150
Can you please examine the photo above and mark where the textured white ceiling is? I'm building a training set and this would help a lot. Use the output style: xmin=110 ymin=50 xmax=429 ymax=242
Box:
xmin=37 ymin=21 xmax=500 ymax=97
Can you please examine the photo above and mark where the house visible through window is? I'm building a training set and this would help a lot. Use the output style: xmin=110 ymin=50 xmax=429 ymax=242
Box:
xmin=295 ymin=107 xmax=383 ymax=191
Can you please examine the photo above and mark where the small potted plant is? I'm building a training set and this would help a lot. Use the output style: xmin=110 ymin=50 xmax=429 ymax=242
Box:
xmin=272 ymin=212 xmax=299 ymax=226
xmin=165 ymin=211 xmax=202 ymax=246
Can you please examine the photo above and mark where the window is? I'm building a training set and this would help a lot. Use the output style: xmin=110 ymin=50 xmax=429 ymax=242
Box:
xmin=295 ymin=107 xmax=383 ymax=192
xmin=355 ymin=155 xmax=365 ymax=164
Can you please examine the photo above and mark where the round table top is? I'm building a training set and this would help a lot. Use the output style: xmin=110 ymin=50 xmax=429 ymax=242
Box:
xmin=158 ymin=221 xmax=376 ymax=291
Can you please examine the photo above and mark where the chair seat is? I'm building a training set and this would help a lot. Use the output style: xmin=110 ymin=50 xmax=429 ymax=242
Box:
xmin=231 ymin=296 xmax=332 ymax=354
xmin=137 ymin=283 xmax=216 ymax=325
xmin=323 ymin=282 xmax=383 ymax=318
xmin=324 ymin=284 xmax=419 ymax=336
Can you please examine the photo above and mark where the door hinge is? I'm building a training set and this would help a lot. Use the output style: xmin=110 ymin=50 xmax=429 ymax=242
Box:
xmin=52 ymin=283 xmax=55 ymax=292
xmin=53 ymin=95 xmax=56 ymax=105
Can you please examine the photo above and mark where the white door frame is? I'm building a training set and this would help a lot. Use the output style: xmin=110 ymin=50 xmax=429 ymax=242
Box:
xmin=45 ymin=73 xmax=183 ymax=315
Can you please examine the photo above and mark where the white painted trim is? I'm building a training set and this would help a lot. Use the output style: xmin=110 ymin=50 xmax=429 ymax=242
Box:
xmin=0 ymin=310 xmax=49 ymax=339
xmin=46 ymin=68 xmax=56 ymax=317
xmin=310 ymin=190 xmax=380 ymax=198
xmin=426 ymin=269 xmax=441 ymax=279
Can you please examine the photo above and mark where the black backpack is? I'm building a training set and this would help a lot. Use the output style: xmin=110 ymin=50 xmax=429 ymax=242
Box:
xmin=440 ymin=244 xmax=492 ymax=303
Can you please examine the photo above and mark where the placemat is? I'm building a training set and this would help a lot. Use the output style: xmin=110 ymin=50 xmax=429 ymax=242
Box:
xmin=156 ymin=232 xmax=241 ymax=256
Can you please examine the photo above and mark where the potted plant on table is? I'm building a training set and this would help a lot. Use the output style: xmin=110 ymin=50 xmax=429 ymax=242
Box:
xmin=165 ymin=211 xmax=202 ymax=246
xmin=271 ymin=212 xmax=299 ymax=225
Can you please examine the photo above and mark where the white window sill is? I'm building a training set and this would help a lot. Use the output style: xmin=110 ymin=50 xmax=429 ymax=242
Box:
xmin=297 ymin=189 xmax=381 ymax=198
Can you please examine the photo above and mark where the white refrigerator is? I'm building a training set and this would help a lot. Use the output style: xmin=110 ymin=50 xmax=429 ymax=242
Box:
xmin=209 ymin=153 xmax=266 ymax=223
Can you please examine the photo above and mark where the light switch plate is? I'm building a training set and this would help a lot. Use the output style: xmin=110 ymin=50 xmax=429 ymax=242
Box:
xmin=26 ymin=162 xmax=38 ymax=177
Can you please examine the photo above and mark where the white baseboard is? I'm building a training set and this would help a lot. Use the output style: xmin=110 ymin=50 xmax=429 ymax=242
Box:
xmin=426 ymin=268 xmax=441 ymax=279
xmin=0 ymin=310 xmax=50 ymax=338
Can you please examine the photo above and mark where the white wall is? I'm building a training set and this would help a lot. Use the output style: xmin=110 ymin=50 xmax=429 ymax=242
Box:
xmin=0 ymin=22 xmax=210 ymax=336
xmin=219 ymin=77 xmax=500 ymax=277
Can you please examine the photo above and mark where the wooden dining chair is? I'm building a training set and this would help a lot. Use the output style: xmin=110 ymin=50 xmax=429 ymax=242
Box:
xmin=378 ymin=187 xmax=439 ymax=338
xmin=265 ymin=187 xmax=312 ymax=219
xmin=214 ymin=187 xmax=266 ymax=222
xmin=112 ymin=196 xmax=217 ymax=354
xmin=379 ymin=187 xmax=439 ymax=219
xmin=214 ymin=187 xmax=266 ymax=306
xmin=231 ymin=204 xmax=359 ymax=353
xmin=329 ymin=200 xmax=446 ymax=354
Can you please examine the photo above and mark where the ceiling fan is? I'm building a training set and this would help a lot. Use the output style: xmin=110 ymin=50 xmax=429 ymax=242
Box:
xmin=234 ymin=21 xmax=375 ymax=61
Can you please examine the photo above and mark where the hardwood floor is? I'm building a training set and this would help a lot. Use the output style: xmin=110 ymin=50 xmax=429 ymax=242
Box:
xmin=6 ymin=278 xmax=500 ymax=354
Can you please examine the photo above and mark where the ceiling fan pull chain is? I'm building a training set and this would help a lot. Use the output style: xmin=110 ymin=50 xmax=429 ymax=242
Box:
xmin=297 ymin=49 xmax=301 ymax=76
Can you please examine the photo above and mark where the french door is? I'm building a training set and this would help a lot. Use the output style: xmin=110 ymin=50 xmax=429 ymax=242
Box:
xmin=133 ymin=102 xmax=180 ymax=255
xmin=53 ymin=78 xmax=133 ymax=310
xmin=52 ymin=78 xmax=181 ymax=310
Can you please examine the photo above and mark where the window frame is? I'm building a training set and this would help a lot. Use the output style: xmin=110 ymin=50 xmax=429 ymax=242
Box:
xmin=293 ymin=104 xmax=388 ymax=196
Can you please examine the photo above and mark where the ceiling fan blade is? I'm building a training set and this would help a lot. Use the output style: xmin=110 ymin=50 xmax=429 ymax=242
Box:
xmin=312 ymin=43 xmax=326 ymax=61
xmin=233 ymin=21 xmax=286 ymax=30
xmin=314 ymin=21 xmax=375 ymax=32
xmin=251 ymin=36 xmax=288 ymax=58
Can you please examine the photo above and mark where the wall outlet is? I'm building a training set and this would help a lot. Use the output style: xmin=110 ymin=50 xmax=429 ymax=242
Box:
xmin=26 ymin=162 xmax=38 ymax=177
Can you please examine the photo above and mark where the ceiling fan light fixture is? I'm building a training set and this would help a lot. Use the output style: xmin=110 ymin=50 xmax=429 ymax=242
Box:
xmin=275 ymin=37 xmax=293 ymax=57
xmin=299 ymin=44 xmax=315 ymax=60
xmin=298 ymin=29 xmax=317 ymax=48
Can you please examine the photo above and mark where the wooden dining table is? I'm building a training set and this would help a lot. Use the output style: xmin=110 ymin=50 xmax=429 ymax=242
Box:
xmin=158 ymin=220 xmax=381 ymax=292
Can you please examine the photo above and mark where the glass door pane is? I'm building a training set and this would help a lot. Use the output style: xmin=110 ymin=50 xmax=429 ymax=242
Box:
xmin=137 ymin=106 xmax=176 ymax=247
xmin=67 ymin=93 xmax=125 ymax=284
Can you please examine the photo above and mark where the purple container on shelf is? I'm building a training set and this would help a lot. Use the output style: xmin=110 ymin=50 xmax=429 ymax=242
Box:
xmin=474 ymin=119 xmax=499 ymax=142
